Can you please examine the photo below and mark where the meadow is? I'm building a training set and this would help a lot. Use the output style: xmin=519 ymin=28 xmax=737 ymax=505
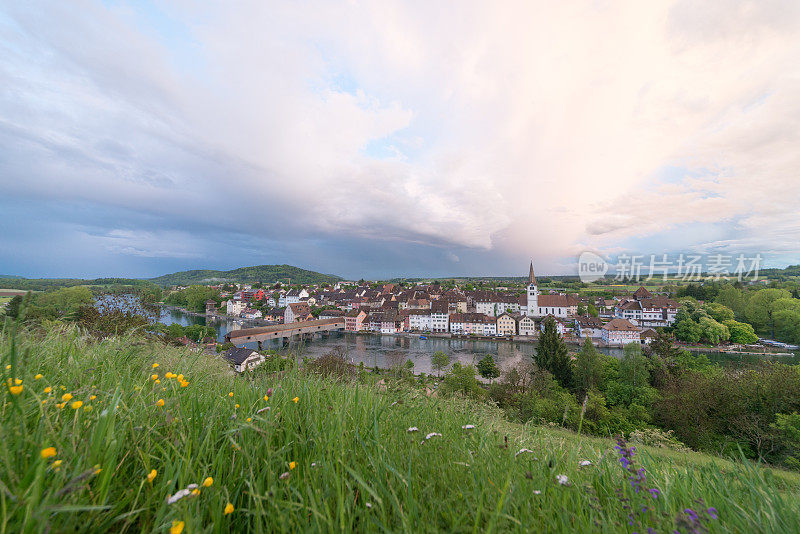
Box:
xmin=2 ymin=323 xmax=800 ymax=532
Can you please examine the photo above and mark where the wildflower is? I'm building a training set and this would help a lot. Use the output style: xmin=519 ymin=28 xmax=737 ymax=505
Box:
xmin=425 ymin=432 xmax=442 ymax=440
xmin=90 ymin=395 xmax=96 ymax=400
xmin=165 ymin=372 xmax=175 ymax=379
xmin=155 ymin=379 xmax=161 ymax=384
xmin=42 ymin=399 xmax=47 ymax=404
xmin=264 ymin=395 xmax=269 ymax=401
xmin=170 ymin=520 xmax=184 ymax=534
xmin=532 ymin=490 xmax=542 ymax=495
xmin=407 ymin=427 xmax=419 ymax=433
xmin=579 ymin=460 xmax=593 ymax=467
xmin=707 ymin=507 xmax=718 ymax=520
xmin=246 ymin=417 xmax=252 ymax=422
xmin=293 ymin=396 xmax=299 ymax=403
xmin=56 ymin=402 xmax=65 ymax=409
xmin=177 ymin=374 xmax=184 ymax=382
xmin=515 ymin=448 xmax=536 ymax=458
xmin=61 ymin=393 xmax=73 ymax=402
xmin=167 ymin=484 xmax=198 ymax=504
xmin=279 ymin=471 xmax=290 ymax=480
xmin=13 ymin=378 xmax=22 ymax=385
xmin=156 ymin=399 xmax=165 ymax=407
xmin=35 ymin=374 xmax=43 ymax=380
xmin=235 ymin=404 xmax=239 ymax=409
xmin=93 ymin=465 xmax=102 ymax=475
xmin=555 ymin=474 xmax=570 ymax=486
xmin=180 ymin=380 xmax=188 ymax=387
xmin=224 ymin=503 xmax=234 ymax=515
xmin=203 ymin=476 xmax=213 ymax=487
xmin=4 ymin=364 xmax=9 ymax=369
xmin=229 ymin=392 xmax=234 ymax=397
xmin=191 ymin=488 xmax=200 ymax=496
xmin=147 ymin=469 xmax=157 ymax=483
xmin=53 ymin=460 xmax=62 ymax=467
xmin=70 ymin=401 xmax=83 ymax=410
xmin=366 ymin=502 xmax=372 ymax=509
xmin=152 ymin=363 xmax=159 ymax=368
xmin=83 ymin=405 xmax=93 ymax=412
xmin=44 ymin=386 xmax=52 ymax=393
xmin=8 ymin=385 xmax=23 ymax=395
xmin=60 ymin=386 xmax=66 ymax=390
xmin=289 ymin=461 xmax=296 ymax=470
xmin=40 ymin=447 xmax=57 ymax=459
xmin=462 ymin=424 xmax=475 ymax=430
xmin=150 ymin=374 xmax=158 ymax=381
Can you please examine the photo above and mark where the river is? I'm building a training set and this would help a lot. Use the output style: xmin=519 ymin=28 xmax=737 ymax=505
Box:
xmin=156 ymin=305 xmax=800 ymax=374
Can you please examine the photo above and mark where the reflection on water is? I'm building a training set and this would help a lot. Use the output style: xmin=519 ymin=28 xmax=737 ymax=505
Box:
xmin=153 ymin=304 xmax=800 ymax=373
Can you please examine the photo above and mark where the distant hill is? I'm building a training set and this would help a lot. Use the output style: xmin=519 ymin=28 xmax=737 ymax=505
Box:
xmin=149 ymin=264 xmax=342 ymax=286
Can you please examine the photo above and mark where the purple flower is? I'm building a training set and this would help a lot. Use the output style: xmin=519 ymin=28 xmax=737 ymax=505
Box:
xmin=706 ymin=507 xmax=718 ymax=520
xmin=648 ymin=488 xmax=660 ymax=499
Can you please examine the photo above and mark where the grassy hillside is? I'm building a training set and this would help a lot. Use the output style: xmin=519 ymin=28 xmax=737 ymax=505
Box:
xmin=2 ymin=327 xmax=800 ymax=532
xmin=149 ymin=264 xmax=342 ymax=286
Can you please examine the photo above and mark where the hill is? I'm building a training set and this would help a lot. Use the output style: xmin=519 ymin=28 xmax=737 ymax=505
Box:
xmin=2 ymin=327 xmax=799 ymax=532
xmin=149 ymin=264 xmax=342 ymax=286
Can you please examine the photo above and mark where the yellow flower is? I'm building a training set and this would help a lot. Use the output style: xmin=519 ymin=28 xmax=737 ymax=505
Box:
xmin=90 ymin=395 xmax=97 ymax=400
xmin=60 ymin=386 xmax=66 ymax=390
xmin=202 ymin=476 xmax=213 ymax=487
xmin=177 ymin=374 xmax=184 ymax=382
xmin=70 ymin=401 xmax=83 ymax=410
xmin=293 ymin=396 xmax=299 ymax=404
xmin=14 ymin=378 xmax=22 ymax=385
xmin=289 ymin=461 xmax=296 ymax=470
xmin=151 ymin=374 xmax=158 ymax=380
xmin=152 ymin=363 xmax=159 ymax=368
xmin=56 ymin=402 xmax=65 ymax=409
xmin=93 ymin=466 xmax=102 ymax=475
xmin=170 ymin=520 xmax=184 ymax=534
xmin=42 ymin=399 xmax=47 ymax=404
xmin=246 ymin=417 xmax=252 ymax=422
xmin=180 ymin=381 xmax=188 ymax=388
xmin=8 ymin=385 xmax=23 ymax=395
xmin=264 ymin=395 xmax=269 ymax=401
xmin=155 ymin=379 xmax=161 ymax=384
xmin=234 ymin=404 xmax=239 ymax=409
xmin=4 ymin=364 xmax=9 ymax=369
xmin=165 ymin=372 xmax=174 ymax=379
xmin=156 ymin=399 xmax=165 ymax=407
xmin=61 ymin=393 xmax=73 ymax=402
xmin=83 ymin=405 xmax=93 ymax=412
xmin=53 ymin=460 xmax=62 ymax=467
xmin=34 ymin=374 xmax=43 ymax=380
xmin=224 ymin=502 xmax=234 ymax=515
xmin=44 ymin=386 xmax=52 ymax=394
xmin=40 ymin=447 xmax=57 ymax=459
xmin=228 ymin=392 xmax=234 ymax=397
xmin=147 ymin=469 xmax=157 ymax=483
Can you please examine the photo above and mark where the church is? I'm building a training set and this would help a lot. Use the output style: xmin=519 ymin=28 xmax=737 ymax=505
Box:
xmin=524 ymin=261 xmax=579 ymax=318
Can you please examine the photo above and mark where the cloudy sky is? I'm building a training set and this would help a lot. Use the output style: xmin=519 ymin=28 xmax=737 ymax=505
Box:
xmin=2 ymin=1 xmax=799 ymax=280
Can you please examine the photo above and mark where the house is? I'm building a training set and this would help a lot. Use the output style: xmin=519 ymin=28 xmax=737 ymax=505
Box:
xmin=640 ymin=328 xmax=658 ymax=344
xmin=408 ymin=309 xmax=433 ymax=331
xmin=344 ymin=309 xmax=367 ymax=331
xmin=263 ymin=308 xmax=284 ymax=322
xmin=223 ymin=347 xmax=265 ymax=373
xmin=241 ymin=308 xmax=262 ymax=319
xmin=539 ymin=315 xmax=569 ymax=337
xmin=601 ymin=318 xmax=641 ymax=346
xmin=517 ymin=315 xmax=537 ymax=336
xmin=380 ymin=311 xmax=404 ymax=334
xmin=524 ymin=261 xmax=579 ymax=317
xmin=496 ymin=313 xmax=517 ymax=336
xmin=575 ymin=316 xmax=604 ymax=339
xmin=319 ymin=309 xmax=345 ymax=320
xmin=430 ymin=302 xmax=450 ymax=332
xmin=449 ymin=313 xmax=495 ymax=335
xmin=205 ymin=300 xmax=217 ymax=315
xmin=226 ymin=299 xmax=246 ymax=316
xmin=615 ymin=297 xmax=678 ymax=328
xmin=284 ymin=302 xmax=312 ymax=324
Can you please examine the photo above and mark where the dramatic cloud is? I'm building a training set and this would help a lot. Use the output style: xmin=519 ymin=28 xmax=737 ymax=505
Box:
xmin=1 ymin=1 xmax=798 ymax=278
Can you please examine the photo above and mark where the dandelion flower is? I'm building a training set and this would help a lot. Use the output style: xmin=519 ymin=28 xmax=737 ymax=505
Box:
xmin=234 ymin=404 xmax=239 ymax=409
xmin=40 ymin=447 xmax=57 ymax=459
xmin=556 ymin=474 xmax=570 ymax=486
xmin=8 ymin=385 xmax=23 ymax=395
xmin=170 ymin=520 xmax=184 ymax=534
xmin=151 ymin=374 xmax=158 ymax=381
xmin=228 ymin=392 xmax=234 ymax=397
xmin=292 ymin=396 xmax=299 ymax=403
xmin=90 ymin=395 xmax=96 ymax=400
xmin=152 ymin=363 xmax=159 ymax=368
xmin=264 ymin=395 xmax=269 ymax=401
xmin=56 ymin=402 xmax=65 ymax=409
xmin=191 ymin=488 xmax=200 ymax=496
xmin=34 ymin=374 xmax=43 ymax=380
xmin=53 ymin=460 xmax=62 ymax=467
xmin=61 ymin=393 xmax=73 ymax=402
xmin=156 ymin=399 xmax=165 ymax=407
xmin=246 ymin=417 xmax=252 ymax=422
xmin=4 ymin=364 xmax=9 ymax=369
xmin=14 ymin=378 xmax=22 ymax=385
xmin=44 ymin=386 xmax=52 ymax=393
xmin=203 ymin=477 xmax=213 ymax=487
xmin=147 ymin=469 xmax=157 ymax=483
xmin=70 ymin=400 xmax=83 ymax=410
xmin=224 ymin=502 xmax=234 ymax=515
xmin=407 ymin=427 xmax=419 ymax=433
xmin=289 ymin=461 xmax=296 ymax=470
xmin=165 ymin=372 xmax=174 ymax=379
xmin=177 ymin=374 xmax=184 ymax=382
xmin=180 ymin=381 xmax=188 ymax=388
xmin=42 ymin=399 xmax=47 ymax=404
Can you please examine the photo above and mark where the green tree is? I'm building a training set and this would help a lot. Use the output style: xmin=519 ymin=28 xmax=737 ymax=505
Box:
xmin=698 ymin=316 xmax=730 ymax=345
xmin=673 ymin=319 xmax=702 ymax=343
xmin=431 ymin=351 xmax=451 ymax=378
xmin=745 ymin=288 xmax=792 ymax=337
xmin=534 ymin=316 xmax=572 ymax=388
xmin=576 ymin=304 xmax=587 ymax=316
xmin=573 ymin=338 xmax=604 ymax=393
xmin=5 ymin=295 xmax=23 ymax=319
xmin=587 ymin=303 xmax=599 ymax=317
xmin=619 ymin=343 xmax=650 ymax=388
xmin=477 ymin=354 xmax=500 ymax=382
xmin=702 ymin=302 xmax=735 ymax=323
xmin=715 ymin=286 xmax=749 ymax=318
xmin=775 ymin=309 xmax=800 ymax=344
xmin=723 ymin=320 xmax=759 ymax=344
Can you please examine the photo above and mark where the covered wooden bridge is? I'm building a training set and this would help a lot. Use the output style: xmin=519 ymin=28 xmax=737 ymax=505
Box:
xmin=225 ymin=318 xmax=345 ymax=348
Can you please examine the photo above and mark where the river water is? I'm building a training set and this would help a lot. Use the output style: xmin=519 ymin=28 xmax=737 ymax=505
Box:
xmin=156 ymin=305 xmax=800 ymax=375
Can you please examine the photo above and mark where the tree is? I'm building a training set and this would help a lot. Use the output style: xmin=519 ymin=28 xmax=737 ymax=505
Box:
xmin=673 ymin=319 xmax=702 ymax=343
xmin=587 ymin=303 xmax=599 ymax=317
xmin=745 ymin=288 xmax=792 ymax=337
xmin=576 ymin=304 xmax=587 ymax=316
xmin=535 ymin=316 xmax=572 ymax=388
xmin=477 ymin=354 xmax=500 ymax=382
xmin=431 ymin=351 xmax=451 ymax=377
xmin=715 ymin=286 xmax=749 ymax=318
xmin=775 ymin=310 xmax=800 ymax=344
xmin=699 ymin=316 xmax=730 ymax=345
xmin=723 ymin=320 xmax=759 ymax=345
xmin=619 ymin=343 xmax=650 ymax=388
xmin=573 ymin=338 xmax=603 ymax=393
xmin=5 ymin=295 xmax=23 ymax=319
xmin=703 ymin=302 xmax=735 ymax=323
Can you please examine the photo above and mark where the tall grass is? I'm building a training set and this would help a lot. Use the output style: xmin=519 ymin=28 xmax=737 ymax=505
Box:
xmin=2 ymin=323 xmax=800 ymax=532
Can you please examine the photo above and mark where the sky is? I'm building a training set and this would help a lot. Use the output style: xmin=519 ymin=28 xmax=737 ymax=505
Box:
xmin=1 ymin=1 xmax=799 ymax=280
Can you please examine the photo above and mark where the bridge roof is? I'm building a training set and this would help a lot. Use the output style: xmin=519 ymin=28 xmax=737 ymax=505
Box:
xmin=227 ymin=318 xmax=344 ymax=339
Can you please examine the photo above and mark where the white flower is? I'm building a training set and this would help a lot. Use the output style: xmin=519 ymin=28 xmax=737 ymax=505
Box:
xmin=532 ymin=490 xmax=542 ymax=495
xmin=407 ymin=427 xmax=419 ymax=433
xmin=366 ymin=502 xmax=372 ymax=509
xmin=461 ymin=424 xmax=475 ymax=430
xmin=256 ymin=406 xmax=270 ymax=414
xmin=167 ymin=484 xmax=199 ymax=504
xmin=279 ymin=471 xmax=290 ymax=480
xmin=579 ymin=460 xmax=592 ymax=467
xmin=390 ymin=401 xmax=398 ymax=407
xmin=425 ymin=432 xmax=442 ymax=440
xmin=556 ymin=474 xmax=570 ymax=486
xmin=515 ymin=448 xmax=536 ymax=458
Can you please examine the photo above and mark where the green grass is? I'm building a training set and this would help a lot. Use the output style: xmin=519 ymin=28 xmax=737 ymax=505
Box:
xmin=2 ymin=324 xmax=800 ymax=532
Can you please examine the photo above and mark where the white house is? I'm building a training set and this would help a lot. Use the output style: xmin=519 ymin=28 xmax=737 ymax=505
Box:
xmin=518 ymin=315 xmax=537 ymax=336
xmin=575 ymin=316 xmax=604 ymax=339
xmin=524 ymin=261 xmax=578 ymax=318
xmin=223 ymin=347 xmax=265 ymax=373
xmin=226 ymin=299 xmax=246 ymax=316
xmin=601 ymin=318 xmax=641 ymax=345
xmin=284 ymin=302 xmax=311 ymax=324
xmin=408 ymin=310 xmax=433 ymax=331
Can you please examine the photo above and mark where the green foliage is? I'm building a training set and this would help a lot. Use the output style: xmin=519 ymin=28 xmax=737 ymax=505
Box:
xmin=619 ymin=343 xmax=650 ymax=388
xmin=775 ymin=309 xmax=800 ymax=344
xmin=430 ymin=351 xmax=450 ymax=377
xmin=703 ymin=302 xmax=735 ymax=323
xmin=440 ymin=362 xmax=484 ymax=398
xmin=476 ymin=354 xmax=500 ymax=382
xmin=698 ymin=316 xmax=730 ymax=345
xmin=165 ymin=286 xmax=221 ymax=313
xmin=745 ymin=288 xmax=793 ymax=336
xmin=587 ymin=303 xmax=599 ymax=317
xmin=673 ymin=319 xmax=702 ymax=343
xmin=772 ymin=413 xmax=800 ymax=470
xmin=150 ymin=264 xmax=342 ymax=286
xmin=5 ymin=295 xmax=23 ymax=319
xmin=534 ymin=316 xmax=572 ymax=388
xmin=572 ymin=339 xmax=604 ymax=393
xmin=715 ymin=286 xmax=750 ymax=318
xmin=724 ymin=320 xmax=759 ymax=344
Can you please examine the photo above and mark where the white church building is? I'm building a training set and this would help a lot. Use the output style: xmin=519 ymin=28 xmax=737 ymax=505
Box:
xmin=523 ymin=261 xmax=578 ymax=318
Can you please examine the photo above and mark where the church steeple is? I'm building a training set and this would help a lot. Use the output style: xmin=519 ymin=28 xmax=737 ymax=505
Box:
xmin=528 ymin=260 xmax=537 ymax=285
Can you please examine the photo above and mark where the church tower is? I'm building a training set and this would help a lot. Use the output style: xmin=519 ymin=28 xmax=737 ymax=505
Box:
xmin=526 ymin=260 xmax=539 ymax=317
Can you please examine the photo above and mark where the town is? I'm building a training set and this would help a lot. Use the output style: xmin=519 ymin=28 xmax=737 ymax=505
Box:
xmin=213 ymin=261 xmax=678 ymax=347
